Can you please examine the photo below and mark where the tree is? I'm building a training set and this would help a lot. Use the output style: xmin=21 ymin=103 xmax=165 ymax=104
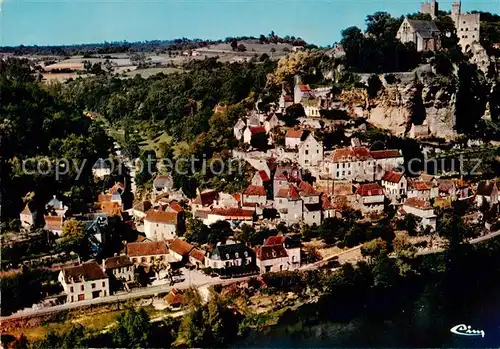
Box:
xmin=230 ymin=40 xmax=238 ymax=51
xmin=62 ymin=218 xmax=85 ymax=239
xmin=250 ymin=132 xmax=269 ymax=151
xmin=372 ymin=252 xmax=397 ymax=288
xmin=365 ymin=12 xmax=402 ymax=39
xmin=185 ymin=218 xmax=210 ymax=244
xmin=367 ymin=74 xmax=383 ymax=98
xmin=113 ymin=308 xmax=152 ymax=348
xmin=237 ymin=44 xmax=247 ymax=52
xmin=361 ymin=238 xmax=387 ymax=258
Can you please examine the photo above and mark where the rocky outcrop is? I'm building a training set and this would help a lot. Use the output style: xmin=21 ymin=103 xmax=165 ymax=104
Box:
xmin=339 ymin=69 xmax=458 ymax=140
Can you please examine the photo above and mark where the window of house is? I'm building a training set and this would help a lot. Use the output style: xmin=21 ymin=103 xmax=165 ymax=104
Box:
xmin=226 ymin=253 xmax=230 ymax=259
xmin=305 ymin=150 xmax=309 ymax=155
xmin=70 ymin=286 xmax=74 ymax=293
xmin=92 ymin=283 xmax=96 ymax=289
xmin=336 ymin=164 xmax=339 ymax=169
xmin=133 ymin=258 xmax=137 ymax=263
xmin=102 ymin=282 xmax=105 ymax=287
xmin=244 ymin=251 xmax=248 ymax=257
xmin=81 ymin=285 xmax=84 ymax=291
xmin=235 ymin=252 xmax=239 ymax=258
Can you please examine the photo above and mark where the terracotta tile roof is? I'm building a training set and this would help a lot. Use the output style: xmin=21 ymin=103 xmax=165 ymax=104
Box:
xmin=438 ymin=180 xmax=455 ymax=193
xmin=155 ymin=192 xmax=170 ymax=203
xmin=356 ymin=183 xmax=384 ymax=196
xmin=321 ymin=195 xmax=335 ymax=210
xmin=404 ymin=197 xmax=433 ymax=210
xmin=274 ymin=166 xmax=302 ymax=182
xmin=333 ymin=182 xmax=354 ymax=196
xmin=210 ymin=208 xmax=255 ymax=219
xmin=104 ymin=255 xmax=133 ymax=269
xmin=193 ymin=189 xmax=219 ymax=206
xmin=145 ymin=210 xmax=178 ymax=225
xmin=249 ymin=126 xmax=266 ymax=135
xmin=264 ymin=236 xmax=286 ymax=246
xmin=370 ymin=150 xmax=402 ymax=159
xmin=194 ymin=210 xmax=210 ymax=220
xmin=133 ymin=201 xmax=152 ymax=213
xmin=381 ymin=171 xmax=404 ymax=183
xmin=332 ymin=147 xmax=371 ymax=162
xmin=189 ymin=248 xmax=206 ymax=262
xmin=276 ymin=184 xmax=301 ymax=200
xmin=44 ymin=215 xmax=64 ymax=231
xmin=127 ymin=241 xmax=169 ymax=257
xmin=99 ymin=201 xmax=122 ymax=217
xmin=165 ymin=288 xmax=185 ymax=306
xmin=62 ymin=261 xmax=107 ymax=283
xmin=298 ymin=84 xmax=311 ymax=92
xmin=408 ymin=181 xmax=432 ymax=191
xmin=285 ymin=129 xmax=304 ymax=139
xmin=258 ymin=170 xmax=270 ymax=182
xmin=168 ymin=201 xmax=184 ymax=213
xmin=256 ymin=245 xmax=288 ymax=261
xmin=168 ymin=239 xmax=194 ymax=256
xmin=98 ymin=193 xmax=112 ymax=202
xmin=244 ymin=185 xmax=266 ymax=196
xmin=298 ymin=181 xmax=318 ymax=196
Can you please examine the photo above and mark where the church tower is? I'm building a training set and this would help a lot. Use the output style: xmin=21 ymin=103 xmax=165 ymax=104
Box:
xmin=451 ymin=0 xmax=461 ymax=25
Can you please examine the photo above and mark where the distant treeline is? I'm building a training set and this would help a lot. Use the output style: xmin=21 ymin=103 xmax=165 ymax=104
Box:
xmin=0 ymin=32 xmax=309 ymax=56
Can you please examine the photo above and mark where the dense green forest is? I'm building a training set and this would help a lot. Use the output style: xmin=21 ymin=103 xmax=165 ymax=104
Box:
xmin=0 ymin=59 xmax=113 ymax=224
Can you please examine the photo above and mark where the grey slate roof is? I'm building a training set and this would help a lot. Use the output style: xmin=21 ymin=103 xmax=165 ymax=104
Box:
xmin=408 ymin=19 xmax=440 ymax=38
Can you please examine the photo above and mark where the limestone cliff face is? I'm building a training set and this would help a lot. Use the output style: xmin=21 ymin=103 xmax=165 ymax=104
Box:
xmin=339 ymin=71 xmax=458 ymax=140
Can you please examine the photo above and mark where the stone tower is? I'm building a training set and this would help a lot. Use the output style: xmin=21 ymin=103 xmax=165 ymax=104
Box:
xmin=420 ymin=0 xmax=439 ymax=19
xmin=451 ymin=0 xmax=461 ymax=24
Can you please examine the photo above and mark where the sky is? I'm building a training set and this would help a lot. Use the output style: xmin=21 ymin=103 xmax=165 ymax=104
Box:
xmin=0 ymin=0 xmax=498 ymax=47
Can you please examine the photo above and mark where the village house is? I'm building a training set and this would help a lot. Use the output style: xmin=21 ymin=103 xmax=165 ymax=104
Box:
xmin=298 ymin=181 xmax=322 ymax=226
xmin=203 ymin=207 xmax=256 ymax=227
xmin=264 ymin=235 xmax=301 ymax=269
xmin=396 ymin=17 xmax=441 ymax=52
xmin=381 ymin=170 xmax=407 ymax=203
xmin=279 ymin=93 xmax=294 ymax=112
xmin=20 ymin=203 xmax=37 ymax=230
xmin=328 ymin=147 xmax=375 ymax=182
xmin=168 ymin=238 xmax=194 ymax=262
xmin=234 ymin=119 xmax=246 ymax=140
xmin=298 ymin=133 xmax=324 ymax=167
xmin=407 ymin=180 xmax=437 ymax=200
xmin=285 ymin=129 xmax=306 ymax=149
xmin=144 ymin=210 xmax=179 ymax=241
xmin=153 ymin=175 xmax=173 ymax=199
xmin=251 ymin=169 xmax=271 ymax=187
xmin=243 ymin=185 xmax=267 ymax=207
xmin=58 ymin=261 xmax=110 ymax=303
xmin=103 ymin=255 xmax=134 ymax=282
xmin=273 ymin=165 xmax=302 ymax=197
xmin=243 ymin=126 xmax=267 ymax=144
xmin=188 ymin=248 xmax=206 ymax=269
xmin=255 ymin=244 xmax=289 ymax=273
xmin=44 ymin=215 xmax=65 ymax=236
xmin=132 ymin=200 xmax=152 ymax=220
xmin=246 ymin=111 xmax=261 ymax=127
xmin=371 ymin=150 xmax=404 ymax=179
xmin=302 ymin=98 xmax=322 ymax=118
xmin=475 ymin=180 xmax=499 ymax=207
xmin=356 ymin=183 xmax=385 ymax=214
xmin=165 ymin=288 xmax=186 ymax=310
xmin=294 ymin=83 xmax=314 ymax=104
xmin=205 ymin=243 xmax=253 ymax=270
xmin=275 ymin=184 xmax=303 ymax=224
xmin=126 ymin=241 xmax=171 ymax=266
xmin=409 ymin=123 xmax=430 ymax=139
xmin=264 ymin=113 xmax=281 ymax=133
xmin=191 ymin=189 xmax=219 ymax=214
xmin=213 ymin=192 xmax=240 ymax=209
xmin=402 ymin=197 xmax=437 ymax=231
xmin=92 ymin=158 xmax=112 ymax=179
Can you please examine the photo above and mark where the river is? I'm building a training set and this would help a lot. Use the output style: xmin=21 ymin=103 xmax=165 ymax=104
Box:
xmin=236 ymin=276 xmax=500 ymax=347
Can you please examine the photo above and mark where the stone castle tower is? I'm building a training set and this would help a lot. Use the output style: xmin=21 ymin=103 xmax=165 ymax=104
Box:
xmin=420 ymin=0 xmax=439 ymax=19
xmin=451 ymin=0 xmax=481 ymax=51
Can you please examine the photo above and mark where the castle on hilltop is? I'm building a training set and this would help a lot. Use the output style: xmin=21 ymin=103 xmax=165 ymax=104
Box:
xmin=398 ymin=0 xmax=480 ymax=52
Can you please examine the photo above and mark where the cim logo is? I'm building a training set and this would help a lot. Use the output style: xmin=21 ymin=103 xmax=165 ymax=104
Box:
xmin=450 ymin=324 xmax=485 ymax=338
